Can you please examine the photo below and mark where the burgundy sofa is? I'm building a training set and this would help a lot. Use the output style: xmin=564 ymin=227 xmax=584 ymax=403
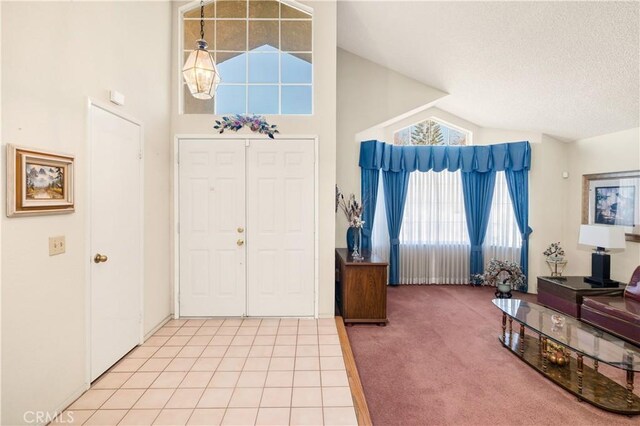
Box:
xmin=581 ymin=266 xmax=640 ymax=346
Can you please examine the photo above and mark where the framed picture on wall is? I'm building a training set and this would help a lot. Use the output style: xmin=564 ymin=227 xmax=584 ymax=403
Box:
xmin=582 ymin=170 xmax=640 ymax=242
xmin=6 ymin=144 xmax=75 ymax=216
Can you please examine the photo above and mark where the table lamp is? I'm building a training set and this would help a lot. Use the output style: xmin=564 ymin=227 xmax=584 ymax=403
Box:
xmin=578 ymin=224 xmax=626 ymax=287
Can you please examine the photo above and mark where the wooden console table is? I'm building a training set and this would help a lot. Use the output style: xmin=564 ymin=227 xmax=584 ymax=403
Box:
xmin=335 ymin=248 xmax=388 ymax=325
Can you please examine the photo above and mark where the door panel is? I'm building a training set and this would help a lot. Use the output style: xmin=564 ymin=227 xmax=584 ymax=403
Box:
xmin=90 ymin=105 xmax=142 ymax=381
xmin=246 ymin=139 xmax=315 ymax=316
xmin=179 ymin=140 xmax=246 ymax=316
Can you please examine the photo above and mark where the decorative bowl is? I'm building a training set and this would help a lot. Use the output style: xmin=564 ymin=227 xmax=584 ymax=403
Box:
xmin=551 ymin=314 xmax=565 ymax=328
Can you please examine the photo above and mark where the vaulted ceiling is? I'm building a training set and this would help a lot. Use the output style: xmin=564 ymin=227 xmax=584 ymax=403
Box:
xmin=337 ymin=1 xmax=639 ymax=141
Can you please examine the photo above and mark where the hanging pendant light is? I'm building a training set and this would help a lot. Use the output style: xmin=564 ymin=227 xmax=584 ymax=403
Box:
xmin=183 ymin=0 xmax=221 ymax=99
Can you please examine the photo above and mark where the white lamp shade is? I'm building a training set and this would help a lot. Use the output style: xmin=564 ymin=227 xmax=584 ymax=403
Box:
xmin=578 ymin=224 xmax=626 ymax=249
xmin=183 ymin=43 xmax=221 ymax=100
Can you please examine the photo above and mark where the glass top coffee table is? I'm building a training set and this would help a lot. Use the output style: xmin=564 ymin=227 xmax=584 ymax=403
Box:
xmin=493 ymin=299 xmax=640 ymax=415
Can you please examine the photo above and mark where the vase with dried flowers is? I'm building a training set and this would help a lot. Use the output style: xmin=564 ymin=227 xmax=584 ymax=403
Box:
xmin=336 ymin=186 xmax=365 ymax=260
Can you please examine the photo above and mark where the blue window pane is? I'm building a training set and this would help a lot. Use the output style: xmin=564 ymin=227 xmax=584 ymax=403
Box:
xmin=253 ymin=44 xmax=279 ymax=53
xmin=449 ymin=129 xmax=467 ymax=145
xmin=216 ymin=85 xmax=246 ymax=114
xmin=281 ymin=85 xmax=311 ymax=114
xmin=248 ymin=53 xmax=279 ymax=83
xmin=281 ymin=53 xmax=312 ymax=84
xmin=440 ymin=126 xmax=450 ymax=145
xmin=248 ymin=85 xmax=278 ymax=114
xmin=217 ymin=53 xmax=247 ymax=83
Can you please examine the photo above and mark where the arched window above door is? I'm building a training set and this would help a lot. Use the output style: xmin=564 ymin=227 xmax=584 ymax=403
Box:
xmin=181 ymin=0 xmax=313 ymax=115
xmin=393 ymin=118 xmax=471 ymax=146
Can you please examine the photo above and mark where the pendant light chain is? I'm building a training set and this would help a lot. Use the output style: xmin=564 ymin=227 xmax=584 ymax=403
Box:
xmin=200 ymin=0 xmax=205 ymax=40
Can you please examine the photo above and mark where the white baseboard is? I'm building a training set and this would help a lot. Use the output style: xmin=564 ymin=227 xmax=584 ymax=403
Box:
xmin=144 ymin=314 xmax=173 ymax=341
xmin=47 ymin=382 xmax=90 ymax=426
xmin=38 ymin=316 xmax=172 ymax=426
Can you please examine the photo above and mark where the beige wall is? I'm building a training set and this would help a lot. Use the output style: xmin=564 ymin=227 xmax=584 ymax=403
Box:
xmin=1 ymin=2 xmax=172 ymax=424
xmin=476 ymin=128 xmax=543 ymax=146
xmin=0 ymin=1 xmax=3 ymax=420
xmin=335 ymin=48 xmax=447 ymax=241
xmin=171 ymin=1 xmax=337 ymax=317
xmin=563 ymin=127 xmax=640 ymax=283
xmin=527 ymin=135 xmax=570 ymax=292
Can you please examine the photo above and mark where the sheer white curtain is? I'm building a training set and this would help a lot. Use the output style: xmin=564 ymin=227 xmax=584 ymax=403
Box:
xmin=370 ymin=170 xmax=521 ymax=285
xmin=399 ymin=171 xmax=470 ymax=284
xmin=484 ymin=172 xmax=522 ymax=266
xmin=371 ymin=174 xmax=390 ymax=263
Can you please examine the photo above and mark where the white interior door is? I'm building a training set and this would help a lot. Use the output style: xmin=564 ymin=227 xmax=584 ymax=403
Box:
xmin=89 ymin=104 xmax=142 ymax=381
xmin=246 ymin=139 xmax=315 ymax=316
xmin=179 ymin=140 xmax=246 ymax=316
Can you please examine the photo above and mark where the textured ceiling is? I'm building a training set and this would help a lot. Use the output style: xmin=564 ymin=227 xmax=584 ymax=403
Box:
xmin=338 ymin=1 xmax=640 ymax=140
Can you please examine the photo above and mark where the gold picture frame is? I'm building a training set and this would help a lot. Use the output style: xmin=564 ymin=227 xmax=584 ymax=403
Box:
xmin=6 ymin=144 xmax=75 ymax=216
xmin=582 ymin=170 xmax=640 ymax=242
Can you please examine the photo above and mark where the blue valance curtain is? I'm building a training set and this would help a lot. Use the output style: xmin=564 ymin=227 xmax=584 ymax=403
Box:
xmin=360 ymin=140 xmax=532 ymax=286
xmin=359 ymin=140 xmax=531 ymax=173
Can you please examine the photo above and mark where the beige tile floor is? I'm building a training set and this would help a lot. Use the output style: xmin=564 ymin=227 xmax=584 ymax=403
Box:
xmin=54 ymin=318 xmax=357 ymax=426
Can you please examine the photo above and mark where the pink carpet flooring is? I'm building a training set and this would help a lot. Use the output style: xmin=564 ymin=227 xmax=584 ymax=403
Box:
xmin=345 ymin=285 xmax=639 ymax=426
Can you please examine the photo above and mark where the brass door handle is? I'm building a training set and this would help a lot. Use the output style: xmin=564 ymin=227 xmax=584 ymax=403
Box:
xmin=94 ymin=253 xmax=108 ymax=263
xmin=237 ymin=239 xmax=244 ymax=246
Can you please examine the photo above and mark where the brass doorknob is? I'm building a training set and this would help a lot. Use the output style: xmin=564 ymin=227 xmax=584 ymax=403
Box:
xmin=94 ymin=253 xmax=108 ymax=263
xmin=237 ymin=239 xmax=244 ymax=246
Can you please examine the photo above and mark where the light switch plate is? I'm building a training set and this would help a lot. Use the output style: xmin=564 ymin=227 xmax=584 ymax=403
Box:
xmin=49 ymin=236 xmax=65 ymax=256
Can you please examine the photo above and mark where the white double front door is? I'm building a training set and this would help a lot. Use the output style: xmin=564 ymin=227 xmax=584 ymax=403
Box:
xmin=179 ymin=138 xmax=315 ymax=317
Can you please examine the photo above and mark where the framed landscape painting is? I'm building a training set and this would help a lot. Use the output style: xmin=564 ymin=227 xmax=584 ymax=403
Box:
xmin=6 ymin=144 xmax=75 ymax=216
xmin=582 ymin=170 xmax=640 ymax=242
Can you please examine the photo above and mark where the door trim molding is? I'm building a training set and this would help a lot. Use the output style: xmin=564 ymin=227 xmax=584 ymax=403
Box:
xmin=172 ymin=134 xmax=319 ymax=318
xmin=85 ymin=98 xmax=145 ymax=385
